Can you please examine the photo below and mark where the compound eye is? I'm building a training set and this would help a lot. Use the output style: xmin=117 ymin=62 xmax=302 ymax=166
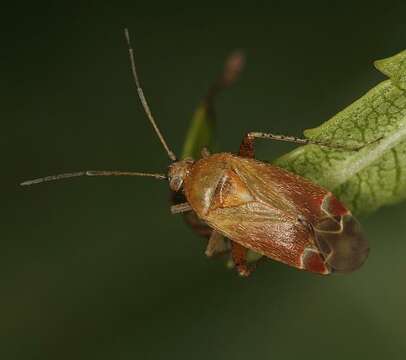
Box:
xmin=314 ymin=215 xmax=369 ymax=273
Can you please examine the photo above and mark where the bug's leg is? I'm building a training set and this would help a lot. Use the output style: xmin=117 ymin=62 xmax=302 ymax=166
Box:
xmin=239 ymin=132 xmax=370 ymax=156
xmin=201 ymin=147 xmax=211 ymax=158
xmin=170 ymin=202 xmax=193 ymax=214
xmin=239 ymin=133 xmax=256 ymax=158
xmin=231 ymin=241 xmax=251 ymax=277
xmin=205 ymin=231 xmax=230 ymax=257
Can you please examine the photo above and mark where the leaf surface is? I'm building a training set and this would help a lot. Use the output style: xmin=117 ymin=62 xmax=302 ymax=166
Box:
xmin=275 ymin=50 xmax=406 ymax=215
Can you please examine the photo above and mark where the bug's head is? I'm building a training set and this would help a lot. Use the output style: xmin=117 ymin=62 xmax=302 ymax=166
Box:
xmin=167 ymin=158 xmax=194 ymax=192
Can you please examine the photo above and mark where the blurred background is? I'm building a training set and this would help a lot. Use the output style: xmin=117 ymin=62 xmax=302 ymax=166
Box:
xmin=2 ymin=1 xmax=406 ymax=359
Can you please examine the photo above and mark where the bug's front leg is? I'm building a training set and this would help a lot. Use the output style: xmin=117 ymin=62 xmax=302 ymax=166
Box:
xmin=170 ymin=202 xmax=193 ymax=214
xmin=231 ymin=241 xmax=252 ymax=277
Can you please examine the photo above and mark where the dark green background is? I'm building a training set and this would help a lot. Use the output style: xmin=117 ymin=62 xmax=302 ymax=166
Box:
xmin=3 ymin=2 xmax=406 ymax=359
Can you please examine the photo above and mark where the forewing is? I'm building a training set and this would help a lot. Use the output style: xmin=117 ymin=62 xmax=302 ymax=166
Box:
xmin=229 ymin=156 xmax=328 ymax=223
xmin=206 ymin=199 xmax=313 ymax=270
xmin=200 ymin=155 xmax=333 ymax=271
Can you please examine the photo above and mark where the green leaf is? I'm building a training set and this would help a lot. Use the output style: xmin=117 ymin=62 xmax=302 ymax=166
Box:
xmin=181 ymin=102 xmax=215 ymax=160
xmin=375 ymin=50 xmax=406 ymax=90
xmin=275 ymin=50 xmax=406 ymax=215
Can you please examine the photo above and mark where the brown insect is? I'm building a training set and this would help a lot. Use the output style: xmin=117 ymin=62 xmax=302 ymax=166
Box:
xmin=21 ymin=29 xmax=369 ymax=276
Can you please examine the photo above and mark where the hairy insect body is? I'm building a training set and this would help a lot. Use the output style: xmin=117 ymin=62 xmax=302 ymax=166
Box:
xmin=183 ymin=153 xmax=369 ymax=274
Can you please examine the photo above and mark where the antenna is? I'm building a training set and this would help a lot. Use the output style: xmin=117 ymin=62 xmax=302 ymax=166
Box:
xmin=124 ymin=28 xmax=177 ymax=162
xmin=20 ymin=170 xmax=167 ymax=186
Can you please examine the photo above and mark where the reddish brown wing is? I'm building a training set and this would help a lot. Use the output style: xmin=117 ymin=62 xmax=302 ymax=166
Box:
xmin=184 ymin=153 xmax=369 ymax=274
xmin=228 ymin=155 xmax=328 ymax=222
xmin=215 ymin=155 xmax=329 ymax=271
xmin=207 ymin=202 xmax=316 ymax=271
xmin=184 ymin=154 xmax=325 ymax=272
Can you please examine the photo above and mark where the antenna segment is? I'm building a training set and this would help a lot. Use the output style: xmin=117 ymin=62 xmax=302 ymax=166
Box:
xmin=20 ymin=170 xmax=167 ymax=186
xmin=124 ymin=28 xmax=177 ymax=162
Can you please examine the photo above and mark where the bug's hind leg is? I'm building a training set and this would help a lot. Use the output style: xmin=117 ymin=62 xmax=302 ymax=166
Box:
xmin=240 ymin=132 xmax=321 ymax=158
xmin=239 ymin=131 xmax=369 ymax=158
xmin=239 ymin=133 xmax=256 ymax=158
xmin=231 ymin=241 xmax=252 ymax=277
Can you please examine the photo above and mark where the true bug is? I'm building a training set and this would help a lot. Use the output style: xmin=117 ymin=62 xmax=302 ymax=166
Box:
xmin=22 ymin=29 xmax=369 ymax=277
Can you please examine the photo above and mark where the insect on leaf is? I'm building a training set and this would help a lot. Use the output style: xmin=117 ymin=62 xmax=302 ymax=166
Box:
xmin=275 ymin=50 xmax=406 ymax=215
